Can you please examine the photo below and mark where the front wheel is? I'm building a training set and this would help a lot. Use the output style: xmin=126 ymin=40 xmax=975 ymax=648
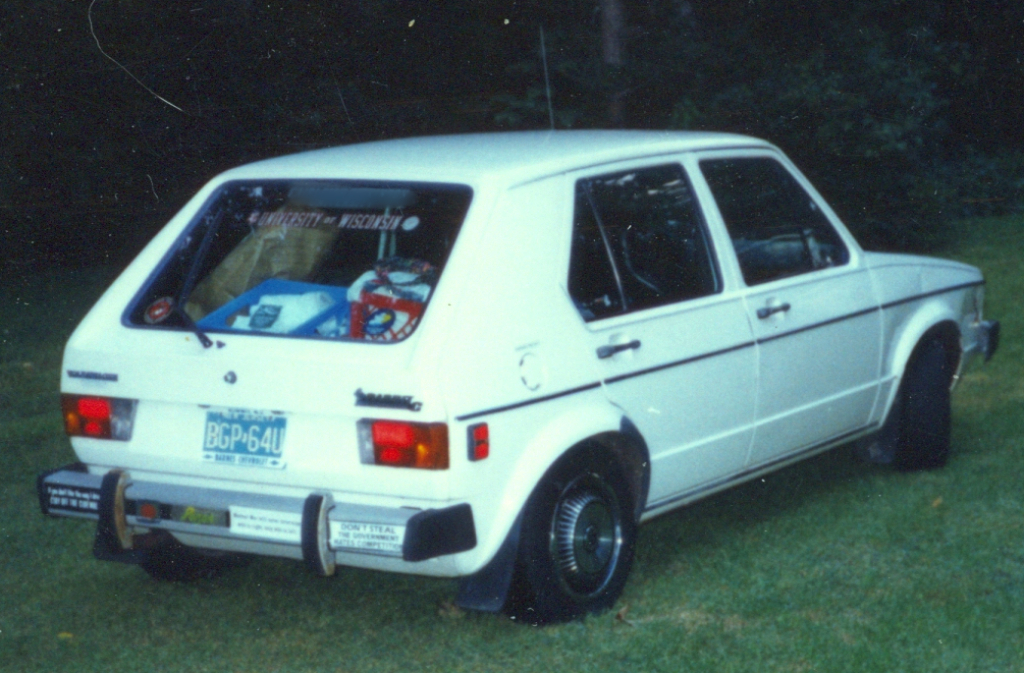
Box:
xmin=894 ymin=339 xmax=952 ymax=471
xmin=508 ymin=447 xmax=637 ymax=624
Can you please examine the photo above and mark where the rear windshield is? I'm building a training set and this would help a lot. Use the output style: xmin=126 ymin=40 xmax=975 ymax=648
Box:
xmin=128 ymin=180 xmax=472 ymax=342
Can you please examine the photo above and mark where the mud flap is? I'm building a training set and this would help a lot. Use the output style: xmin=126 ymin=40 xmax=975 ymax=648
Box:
xmin=454 ymin=514 xmax=521 ymax=613
xmin=93 ymin=470 xmax=148 ymax=564
xmin=301 ymin=493 xmax=336 ymax=577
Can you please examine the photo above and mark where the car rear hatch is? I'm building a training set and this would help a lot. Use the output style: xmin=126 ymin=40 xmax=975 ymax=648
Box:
xmin=62 ymin=178 xmax=472 ymax=503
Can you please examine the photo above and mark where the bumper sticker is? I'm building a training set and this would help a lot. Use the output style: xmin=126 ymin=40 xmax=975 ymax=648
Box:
xmin=170 ymin=505 xmax=228 ymax=527
xmin=228 ymin=506 xmax=301 ymax=543
xmin=330 ymin=521 xmax=405 ymax=555
xmin=45 ymin=485 xmax=100 ymax=514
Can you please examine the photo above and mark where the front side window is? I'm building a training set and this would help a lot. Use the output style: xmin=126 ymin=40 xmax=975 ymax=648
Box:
xmin=700 ymin=157 xmax=848 ymax=285
xmin=128 ymin=181 xmax=472 ymax=342
xmin=569 ymin=164 xmax=720 ymax=321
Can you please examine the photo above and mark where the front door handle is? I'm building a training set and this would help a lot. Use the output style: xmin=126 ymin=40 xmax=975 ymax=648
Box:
xmin=756 ymin=302 xmax=791 ymax=319
xmin=597 ymin=339 xmax=641 ymax=359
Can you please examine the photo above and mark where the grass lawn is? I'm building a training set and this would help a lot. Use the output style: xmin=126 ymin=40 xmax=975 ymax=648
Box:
xmin=1 ymin=217 xmax=1021 ymax=672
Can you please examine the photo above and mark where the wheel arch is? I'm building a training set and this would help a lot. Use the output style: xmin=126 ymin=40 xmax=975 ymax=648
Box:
xmin=893 ymin=319 xmax=961 ymax=386
xmin=518 ymin=415 xmax=650 ymax=529
xmin=882 ymin=314 xmax=961 ymax=426
xmin=484 ymin=403 xmax=648 ymax=562
xmin=592 ymin=417 xmax=651 ymax=522
xmin=455 ymin=402 xmax=650 ymax=612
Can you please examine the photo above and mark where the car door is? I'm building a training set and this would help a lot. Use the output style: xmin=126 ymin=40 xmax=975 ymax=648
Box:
xmin=695 ymin=152 xmax=883 ymax=465
xmin=565 ymin=161 xmax=757 ymax=507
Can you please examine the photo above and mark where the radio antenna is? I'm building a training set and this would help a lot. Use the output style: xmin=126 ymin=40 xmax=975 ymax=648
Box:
xmin=539 ymin=26 xmax=555 ymax=130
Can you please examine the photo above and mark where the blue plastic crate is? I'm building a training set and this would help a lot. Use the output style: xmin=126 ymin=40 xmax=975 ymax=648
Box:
xmin=197 ymin=278 xmax=350 ymax=337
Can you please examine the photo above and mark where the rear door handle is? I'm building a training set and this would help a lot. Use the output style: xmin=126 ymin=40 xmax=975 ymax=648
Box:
xmin=597 ymin=339 xmax=641 ymax=359
xmin=756 ymin=302 xmax=791 ymax=319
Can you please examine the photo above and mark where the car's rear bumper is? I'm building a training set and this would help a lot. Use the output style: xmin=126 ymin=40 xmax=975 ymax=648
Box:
xmin=38 ymin=464 xmax=476 ymax=573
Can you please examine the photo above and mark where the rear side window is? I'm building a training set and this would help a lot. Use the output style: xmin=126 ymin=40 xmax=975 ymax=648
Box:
xmin=569 ymin=164 xmax=719 ymax=321
xmin=700 ymin=157 xmax=848 ymax=285
xmin=128 ymin=181 xmax=471 ymax=342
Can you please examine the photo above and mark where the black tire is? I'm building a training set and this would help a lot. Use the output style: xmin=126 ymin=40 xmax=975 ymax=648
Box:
xmin=893 ymin=339 xmax=952 ymax=471
xmin=140 ymin=536 xmax=249 ymax=582
xmin=508 ymin=446 xmax=637 ymax=624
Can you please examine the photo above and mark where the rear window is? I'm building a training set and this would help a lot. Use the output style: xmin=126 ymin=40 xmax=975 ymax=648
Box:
xmin=128 ymin=180 xmax=472 ymax=342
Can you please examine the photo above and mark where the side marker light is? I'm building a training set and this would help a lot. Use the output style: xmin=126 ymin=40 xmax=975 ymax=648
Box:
xmin=468 ymin=423 xmax=489 ymax=461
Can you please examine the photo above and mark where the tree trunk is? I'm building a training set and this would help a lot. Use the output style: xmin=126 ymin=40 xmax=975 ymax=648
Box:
xmin=600 ymin=0 xmax=624 ymax=67
xmin=600 ymin=0 xmax=627 ymax=127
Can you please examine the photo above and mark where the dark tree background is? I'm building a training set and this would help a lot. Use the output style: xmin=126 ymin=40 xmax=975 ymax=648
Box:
xmin=3 ymin=0 xmax=1022 ymax=269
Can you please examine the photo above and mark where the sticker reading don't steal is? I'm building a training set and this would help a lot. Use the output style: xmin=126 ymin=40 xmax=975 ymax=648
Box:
xmin=329 ymin=521 xmax=406 ymax=556
xmin=229 ymin=506 xmax=302 ymax=543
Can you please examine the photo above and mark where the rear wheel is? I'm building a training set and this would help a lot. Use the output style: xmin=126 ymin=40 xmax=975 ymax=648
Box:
xmin=508 ymin=446 xmax=637 ymax=624
xmin=894 ymin=339 xmax=952 ymax=471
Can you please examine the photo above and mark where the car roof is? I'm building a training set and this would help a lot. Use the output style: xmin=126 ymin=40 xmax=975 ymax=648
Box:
xmin=220 ymin=130 xmax=771 ymax=187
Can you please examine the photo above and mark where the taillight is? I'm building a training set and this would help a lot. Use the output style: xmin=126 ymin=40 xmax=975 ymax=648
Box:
xmin=468 ymin=423 xmax=489 ymax=461
xmin=61 ymin=394 xmax=137 ymax=441
xmin=358 ymin=419 xmax=448 ymax=469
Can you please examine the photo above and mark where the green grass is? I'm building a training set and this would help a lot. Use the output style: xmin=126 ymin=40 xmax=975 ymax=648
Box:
xmin=2 ymin=218 xmax=1022 ymax=673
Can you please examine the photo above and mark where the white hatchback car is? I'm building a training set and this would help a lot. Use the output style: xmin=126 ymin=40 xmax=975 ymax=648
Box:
xmin=39 ymin=131 xmax=999 ymax=623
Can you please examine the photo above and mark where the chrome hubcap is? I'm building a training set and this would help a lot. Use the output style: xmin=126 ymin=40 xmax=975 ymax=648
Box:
xmin=552 ymin=476 xmax=622 ymax=596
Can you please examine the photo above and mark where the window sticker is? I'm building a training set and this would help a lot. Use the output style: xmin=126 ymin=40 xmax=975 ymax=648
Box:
xmin=144 ymin=297 xmax=175 ymax=324
xmin=364 ymin=309 xmax=397 ymax=336
xmin=245 ymin=210 xmax=417 ymax=232
xmin=336 ymin=213 xmax=406 ymax=231
xmin=247 ymin=210 xmax=329 ymax=229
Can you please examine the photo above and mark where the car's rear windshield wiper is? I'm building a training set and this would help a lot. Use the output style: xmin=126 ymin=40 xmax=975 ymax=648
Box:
xmin=175 ymin=205 xmax=224 ymax=350
xmin=174 ymin=304 xmax=214 ymax=348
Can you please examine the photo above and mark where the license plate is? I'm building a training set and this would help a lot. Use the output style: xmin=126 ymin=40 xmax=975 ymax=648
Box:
xmin=202 ymin=409 xmax=286 ymax=469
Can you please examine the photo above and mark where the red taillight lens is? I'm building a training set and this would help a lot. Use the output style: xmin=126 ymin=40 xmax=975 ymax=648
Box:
xmin=78 ymin=397 xmax=111 ymax=420
xmin=468 ymin=423 xmax=489 ymax=461
xmin=61 ymin=394 xmax=137 ymax=441
xmin=372 ymin=421 xmax=417 ymax=449
xmin=359 ymin=420 xmax=449 ymax=469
